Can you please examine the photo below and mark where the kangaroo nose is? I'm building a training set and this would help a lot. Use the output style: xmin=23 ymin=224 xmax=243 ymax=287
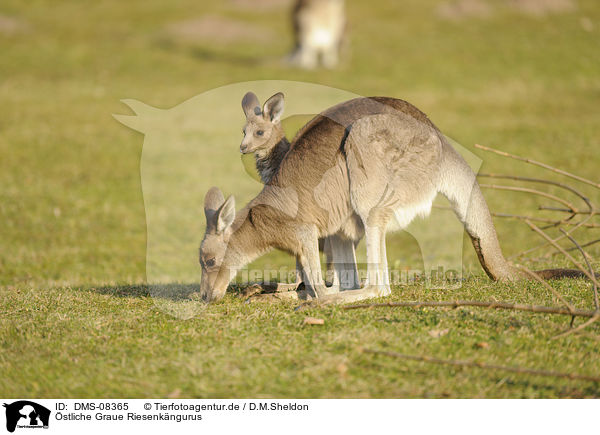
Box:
xmin=240 ymin=144 xmax=247 ymax=153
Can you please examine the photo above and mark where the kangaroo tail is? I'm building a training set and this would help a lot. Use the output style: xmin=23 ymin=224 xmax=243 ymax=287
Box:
xmin=436 ymin=141 xmax=592 ymax=282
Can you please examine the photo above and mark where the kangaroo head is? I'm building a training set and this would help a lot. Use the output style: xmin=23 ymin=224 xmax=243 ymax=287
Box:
xmin=240 ymin=92 xmax=285 ymax=156
xmin=199 ymin=187 xmax=236 ymax=302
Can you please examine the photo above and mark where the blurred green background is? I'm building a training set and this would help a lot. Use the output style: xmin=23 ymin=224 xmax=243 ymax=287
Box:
xmin=1 ymin=0 xmax=599 ymax=398
xmin=1 ymin=0 xmax=598 ymax=287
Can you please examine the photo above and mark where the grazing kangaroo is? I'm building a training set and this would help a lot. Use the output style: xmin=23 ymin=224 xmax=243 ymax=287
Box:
xmin=239 ymin=91 xmax=360 ymax=290
xmin=199 ymin=96 xmax=585 ymax=303
xmin=289 ymin=0 xmax=346 ymax=69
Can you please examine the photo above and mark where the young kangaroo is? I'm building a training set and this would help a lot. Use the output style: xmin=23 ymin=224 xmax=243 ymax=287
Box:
xmin=199 ymin=97 xmax=586 ymax=303
xmin=240 ymin=92 xmax=290 ymax=184
xmin=239 ymin=91 xmax=359 ymax=290
xmin=289 ymin=0 xmax=346 ymax=69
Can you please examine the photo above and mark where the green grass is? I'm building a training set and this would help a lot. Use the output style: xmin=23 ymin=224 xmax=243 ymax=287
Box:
xmin=1 ymin=0 xmax=599 ymax=398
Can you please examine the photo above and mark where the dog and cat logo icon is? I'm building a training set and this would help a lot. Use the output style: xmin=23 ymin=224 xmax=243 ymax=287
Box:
xmin=3 ymin=401 xmax=50 ymax=433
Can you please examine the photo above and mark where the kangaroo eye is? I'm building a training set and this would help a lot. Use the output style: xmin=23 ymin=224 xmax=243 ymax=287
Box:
xmin=256 ymin=130 xmax=264 ymax=136
xmin=205 ymin=258 xmax=216 ymax=268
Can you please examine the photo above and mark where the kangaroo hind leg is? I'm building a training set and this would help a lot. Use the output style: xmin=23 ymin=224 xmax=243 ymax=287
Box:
xmin=300 ymin=217 xmax=391 ymax=307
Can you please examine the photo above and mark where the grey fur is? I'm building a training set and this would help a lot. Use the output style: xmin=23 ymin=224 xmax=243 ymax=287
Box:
xmin=199 ymin=96 xmax=582 ymax=303
xmin=239 ymin=92 xmax=358 ymax=289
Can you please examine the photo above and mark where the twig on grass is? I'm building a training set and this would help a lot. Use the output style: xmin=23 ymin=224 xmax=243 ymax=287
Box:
xmin=343 ymin=300 xmax=597 ymax=318
xmin=513 ymin=265 xmax=575 ymax=314
xmin=559 ymin=228 xmax=599 ymax=311
xmin=525 ymin=220 xmax=600 ymax=287
xmin=552 ymin=313 xmax=600 ymax=340
xmin=362 ymin=349 xmax=600 ymax=383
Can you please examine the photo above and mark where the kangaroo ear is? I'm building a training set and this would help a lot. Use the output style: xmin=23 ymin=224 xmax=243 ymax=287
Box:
xmin=242 ymin=92 xmax=261 ymax=119
xmin=216 ymin=196 xmax=236 ymax=233
xmin=204 ymin=187 xmax=225 ymax=229
xmin=263 ymin=92 xmax=284 ymax=123
xmin=204 ymin=187 xmax=225 ymax=212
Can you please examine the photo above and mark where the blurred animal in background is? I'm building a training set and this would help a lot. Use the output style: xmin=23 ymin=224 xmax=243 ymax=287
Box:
xmin=288 ymin=0 xmax=346 ymax=69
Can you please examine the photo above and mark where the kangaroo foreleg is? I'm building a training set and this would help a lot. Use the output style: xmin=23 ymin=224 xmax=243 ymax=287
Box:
xmin=274 ymin=257 xmax=304 ymax=292
xmin=297 ymin=228 xmax=331 ymax=298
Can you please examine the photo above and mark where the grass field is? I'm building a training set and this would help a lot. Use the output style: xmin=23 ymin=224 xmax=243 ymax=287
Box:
xmin=1 ymin=0 xmax=599 ymax=398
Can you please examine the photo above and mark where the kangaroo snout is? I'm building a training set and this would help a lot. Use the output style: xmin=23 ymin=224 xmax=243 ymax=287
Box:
xmin=199 ymin=281 xmax=217 ymax=303
xmin=199 ymin=287 xmax=226 ymax=303
xmin=240 ymin=142 xmax=251 ymax=154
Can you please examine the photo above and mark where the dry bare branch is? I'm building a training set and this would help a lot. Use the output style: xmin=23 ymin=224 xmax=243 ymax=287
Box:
xmin=551 ymin=238 xmax=600 ymax=254
xmin=552 ymin=314 xmax=600 ymax=340
xmin=475 ymin=144 xmax=600 ymax=191
xmin=525 ymin=220 xmax=599 ymax=287
xmin=478 ymin=173 xmax=598 ymax=231
xmin=478 ymin=173 xmax=594 ymax=211
xmin=539 ymin=206 xmax=594 ymax=215
xmin=479 ymin=184 xmax=579 ymax=214
xmin=510 ymin=215 xmax=596 ymax=260
xmin=491 ymin=213 xmax=599 ymax=228
xmin=475 ymin=144 xmax=598 ymax=259
xmin=514 ymin=265 xmax=575 ymax=314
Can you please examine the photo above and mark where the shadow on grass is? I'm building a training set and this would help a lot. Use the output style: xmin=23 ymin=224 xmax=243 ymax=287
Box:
xmin=153 ymin=36 xmax=265 ymax=66
xmin=87 ymin=283 xmax=197 ymax=300
xmin=188 ymin=46 xmax=264 ymax=65
xmin=86 ymin=282 xmax=279 ymax=300
xmin=85 ymin=282 xmax=286 ymax=319
xmin=371 ymin=359 xmax=600 ymax=398
xmin=490 ymin=377 xmax=600 ymax=399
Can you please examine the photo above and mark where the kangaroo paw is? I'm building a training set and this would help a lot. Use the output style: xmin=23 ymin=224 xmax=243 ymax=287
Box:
xmin=275 ymin=282 xmax=300 ymax=292
xmin=295 ymin=286 xmax=386 ymax=310
xmin=245 ymin=286 xmax=316 ymax=304
xmin=245 ymin=291 xmax=300 ymax=304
